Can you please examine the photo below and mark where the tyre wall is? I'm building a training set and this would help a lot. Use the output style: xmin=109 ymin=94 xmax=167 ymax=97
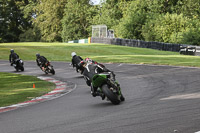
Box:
xmin=91 ymin=37 xmax=182 ymax=52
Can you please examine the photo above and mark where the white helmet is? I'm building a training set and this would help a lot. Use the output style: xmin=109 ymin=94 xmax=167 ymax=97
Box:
xmin=71 ymin=52 xmax=76 ymax=57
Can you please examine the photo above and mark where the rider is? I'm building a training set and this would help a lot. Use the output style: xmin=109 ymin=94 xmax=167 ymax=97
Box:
xmin=85 ymin=57 xmax=98 ymax=64
xmin=85 ymin=57 xmax=110 ymax=72
xmin=79 ymin=61 xmax=116 ymax=100
xmin=71 ymin=52 xmax=83 ymax=73
xmin=36 ymin=53 xmax=48 ymax=71
xmin=9 ymin=49 xmax=19 ymax=66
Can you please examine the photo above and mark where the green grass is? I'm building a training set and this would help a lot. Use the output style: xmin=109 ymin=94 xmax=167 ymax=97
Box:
xmin=1 ymin=42 xmax=200 ymax=67
xmin=0 ymin=72 xmax=55 ymax=107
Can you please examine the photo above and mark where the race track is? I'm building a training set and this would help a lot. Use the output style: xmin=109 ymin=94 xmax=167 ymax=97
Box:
xmin=0 ymin=60 xmax=200 ymax=133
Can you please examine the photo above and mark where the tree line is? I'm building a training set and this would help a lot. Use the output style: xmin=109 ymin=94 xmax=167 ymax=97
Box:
xmin=1 ymin=0 xmax=200 ymax=45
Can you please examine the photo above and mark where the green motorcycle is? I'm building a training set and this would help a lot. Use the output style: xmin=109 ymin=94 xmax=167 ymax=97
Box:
xmin=91 ymin=72 xmax=125 ymax=105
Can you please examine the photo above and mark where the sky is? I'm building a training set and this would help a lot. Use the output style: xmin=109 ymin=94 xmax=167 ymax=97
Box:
xmin=91 ymin=0 xmax=100 ymax=5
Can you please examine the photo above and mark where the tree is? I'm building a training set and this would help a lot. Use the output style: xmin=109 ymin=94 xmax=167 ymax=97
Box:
xmin=114 ymin=0 xmax=200 ymax=44
xmin=91 ymin=0 xmax=131 ymax=33
xmin=180 ymin=19 xmax=200 ymax=45
xmin=17 ymin=0 xmax=40 ymax=42
xmin=142 ymin=13 xmax=192 ymax=43
xmin=0 ymin=0 xmax=29 ymax=42
xmin=62 ymin=0 xmax=95 ymax=42
xmin=32 ymin=0 xmax=67 ymax=42
xmin=114 ymin=0 xmax=148 ymax=39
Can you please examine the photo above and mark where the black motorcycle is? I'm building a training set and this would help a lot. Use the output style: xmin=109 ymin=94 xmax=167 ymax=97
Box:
xmin=40 ymin=62 xmax=55 ymax=75
xmin=71 ymin=62 xmax=84 ymax=74
xmin=12 ymin=59 xmax=24 ymax=72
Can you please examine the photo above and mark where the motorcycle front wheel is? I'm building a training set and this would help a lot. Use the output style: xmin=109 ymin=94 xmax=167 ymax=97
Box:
xmin=102 ymin=84 xmax=120 ymax=105
xmin=20 ymin=66 xmax=24 ymax=71
xmin=51 ymin=68 xmax=55 ymax=75
xmin=48 ymin=66 xmax=55 ymax=75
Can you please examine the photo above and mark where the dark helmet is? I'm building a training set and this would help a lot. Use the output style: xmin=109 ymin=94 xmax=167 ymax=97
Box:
xmin=10 ymin=49 xmax=14 ymax=53
xmin=36 ymin=53 xmax=40 ymax=58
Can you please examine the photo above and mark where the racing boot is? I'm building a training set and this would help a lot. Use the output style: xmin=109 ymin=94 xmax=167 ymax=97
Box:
xmin=94 ymin=91 xmax=105 ymax=100
xmin=100 ymin=93 xmax=105 ymax=100
xmin=91 ymin=86 xmax=105 ymax=100
xmin=96 ymin=88 xmax=105 ymax=100
xmin=91 ymin=85 xmax=98 ymax=97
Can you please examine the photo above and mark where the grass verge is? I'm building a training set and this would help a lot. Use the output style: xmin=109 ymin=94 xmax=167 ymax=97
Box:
xmin=1 ymin=42 xmax=200 ymax=67
xmin=0 ymin=72 xmax=55 ymax=107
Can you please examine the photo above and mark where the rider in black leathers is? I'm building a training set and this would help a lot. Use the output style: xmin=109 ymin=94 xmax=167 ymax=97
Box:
xmin=9 ymin=49 xmax=19 ymax=66
xmin=36 ymin=53 xmax=48 ymax=70
xmin=71 ymin=52 xmax=83 ymax=73
xmin=85 ymin=57 xmax=98 ymax=64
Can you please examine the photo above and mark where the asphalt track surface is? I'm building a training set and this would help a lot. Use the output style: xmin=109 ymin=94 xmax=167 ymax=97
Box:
xmin=0 ymin=60 xmax=200 ymax=133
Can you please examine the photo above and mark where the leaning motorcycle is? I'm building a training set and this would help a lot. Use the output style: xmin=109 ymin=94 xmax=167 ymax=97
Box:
xmin=12 ymin=59 xmax=24 ymax=71
xmin=91 ymin=72 xmax=125 ymax=105
xmin=40 ymin=62 xmax=55 ymax=75
xmin=71 ymin=62 xmax=84 ymax=74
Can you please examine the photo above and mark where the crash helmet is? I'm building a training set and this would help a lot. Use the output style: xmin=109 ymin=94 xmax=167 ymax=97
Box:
xmin=10 ymin=49 xmax=14 ymax=53
xmin=36 ymin=53 xmax=40 ymax=58
xmin=71 ymin=52 xmax=76 ymax=57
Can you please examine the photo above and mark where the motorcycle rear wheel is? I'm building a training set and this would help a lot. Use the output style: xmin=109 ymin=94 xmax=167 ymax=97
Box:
xmin=102 ymin=84 xmax=120 ymax=105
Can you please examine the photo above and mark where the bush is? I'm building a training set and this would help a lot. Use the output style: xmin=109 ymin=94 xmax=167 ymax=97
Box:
xmin=19 ymin=27 xmax=41 ymax=42
xmin=142 ymin=13 xmax=191 ymax=43
xmin=181 ymin=28 xmax=200 ymax=46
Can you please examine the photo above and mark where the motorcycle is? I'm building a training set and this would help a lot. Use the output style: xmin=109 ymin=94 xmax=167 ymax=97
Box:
xmin=40 ymin=62 xmax=55 ymax=75
xmin=12 ymin=59 xmax=24 ymax=72
xmin=91 ymin=72 xmax=125 ymax=105
xmin=75 ymin=63 xmax=84 ymax=74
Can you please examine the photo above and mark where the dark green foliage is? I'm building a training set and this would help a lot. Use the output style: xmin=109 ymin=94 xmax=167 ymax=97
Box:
xmin=0 ymin=0 xmax=30 ymax=42
xmin=19 ymin=26 xmax=41 ymax=42
xmin=181 ymin=29 xmax=200 ymax=46
xmin=180 ymin=19 xmax=200 ymax=45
